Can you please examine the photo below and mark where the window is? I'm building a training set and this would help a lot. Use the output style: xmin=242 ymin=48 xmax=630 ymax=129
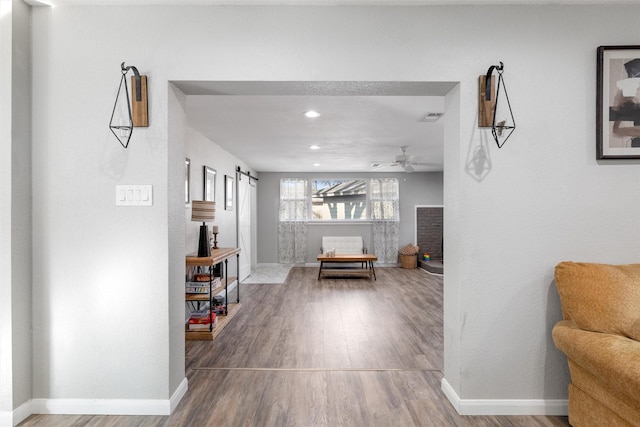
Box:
xmin=280 ymin=178 xmax=399 ymax=221
xmin=312 ymin=179 xmax=367 ymax=220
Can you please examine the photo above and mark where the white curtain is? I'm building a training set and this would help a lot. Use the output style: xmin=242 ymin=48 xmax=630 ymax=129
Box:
xmin=370 ymin=178 xmax=400 ymax=263
xmin=278 ymin=179 xmax=309 ymax=264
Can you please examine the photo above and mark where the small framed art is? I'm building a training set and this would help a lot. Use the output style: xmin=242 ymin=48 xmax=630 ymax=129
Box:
xmin=225 ymin=175 xmax=234 ymax=211
xmin=185 ymin=158 xmax=191 ymax=205
xmin=203 ymin=166 xmax=216 ymax=202
xmin=597 ymin=45 xmax=640 ymax=159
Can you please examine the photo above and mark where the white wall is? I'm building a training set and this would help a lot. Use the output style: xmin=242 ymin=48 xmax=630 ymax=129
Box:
xmin=440 ymin=6 xmax=639 ymax=411
xmin=0 ymin=0 xmax=32 ymax=424
xmin=257 ymin=171 xmax=443 ymax=264
xmin=166 ymin=83 xmax=188 ymax=410
xmin=31 ymin=5 xmax=175 ymax=409
xmin=0 ymin=0 xmax=11 ymax=418
xmin=0 ymin=5 xmax=15 ymax=423
xmin=14 ymin=2 xmax=640 ymax=417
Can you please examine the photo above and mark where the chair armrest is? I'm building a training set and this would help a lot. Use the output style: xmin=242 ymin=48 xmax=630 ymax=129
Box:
xmin=552 ymin=320 xmax=640 ymax=401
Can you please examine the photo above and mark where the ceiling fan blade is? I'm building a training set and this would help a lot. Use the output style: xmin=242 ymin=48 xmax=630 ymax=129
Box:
xmin=371 ymin=161 xmax=392 ymax=167
xmin=372 ymin=146 xmax=442 ymax=172
xmin=370 ymin=162 xmax=394 ymax=170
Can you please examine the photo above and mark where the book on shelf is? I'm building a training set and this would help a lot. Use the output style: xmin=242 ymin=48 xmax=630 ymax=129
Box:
xmin=185 ymin=277 xmax=221 ymax=294
xmin=185 ymin=284 xmax=208 ymax=294
xmin=189 ymin=322 xmax=217 ymax=330
xmin=186 ymin=278 xmax=221 ymax=286
xmin=187 ymin=310 xmax=217 ymax=330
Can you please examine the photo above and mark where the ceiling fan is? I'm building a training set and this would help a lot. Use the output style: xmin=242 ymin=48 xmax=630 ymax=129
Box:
xmin=370 ymin=146 xmax=441 ymax=173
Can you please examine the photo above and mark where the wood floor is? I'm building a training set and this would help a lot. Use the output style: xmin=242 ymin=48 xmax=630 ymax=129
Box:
xmin=19 ymin=267 xmax=570 ymax=427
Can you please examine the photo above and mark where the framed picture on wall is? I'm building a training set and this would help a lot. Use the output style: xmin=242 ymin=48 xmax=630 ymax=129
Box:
xmin=203 ymin=166 xmax=216 ymax=202
xmin=225 ymin=175 xmax=234 ymax=211
xmin=597 ymin=45 xmax=640 ymax=159
xmin=185 ymin=158 xmax=191 ymax=205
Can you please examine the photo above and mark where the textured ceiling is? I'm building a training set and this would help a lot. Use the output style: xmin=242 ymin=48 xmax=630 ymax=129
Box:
xmin=176 ymin=81 xmax=453 ymax=173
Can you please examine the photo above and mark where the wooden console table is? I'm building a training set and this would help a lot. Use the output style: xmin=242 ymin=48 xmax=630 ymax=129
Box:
xmin=185 ymin=247 xmax=241 ymax=341
xmin=317 ymin=253 xmax=377 ymax=280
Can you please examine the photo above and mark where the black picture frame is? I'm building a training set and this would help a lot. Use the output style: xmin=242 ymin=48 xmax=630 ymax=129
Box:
xmin=225 ymin=175 xmax=234 ymax=211
xmin=185 ymin=158 xmax=191 ymax=205
xmin=203 ymin=166 xmax=216 ymax=202
xmin=597 ymin=45 xmax=640 ymax=159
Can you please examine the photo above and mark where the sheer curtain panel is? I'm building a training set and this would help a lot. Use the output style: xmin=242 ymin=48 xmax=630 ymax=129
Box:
xmin=278 ymin=179 xmax=309 ymax=263
xmin=370 ymin=178 xmax=400 ymax=263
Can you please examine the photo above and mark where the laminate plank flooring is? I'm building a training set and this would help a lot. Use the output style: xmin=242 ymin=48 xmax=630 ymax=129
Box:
xmin=19 ymin=267 xmax=569 ymax=427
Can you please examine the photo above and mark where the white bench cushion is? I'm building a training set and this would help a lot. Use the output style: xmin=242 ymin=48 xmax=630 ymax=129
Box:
xmin=322 ymin=236 xmax=365 ymax=255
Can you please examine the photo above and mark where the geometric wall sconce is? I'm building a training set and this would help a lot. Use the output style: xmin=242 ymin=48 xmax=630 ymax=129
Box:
xmin=109 ymin=62 xmax=148 ymax=148
xmin=478 ymin=61 xmax=515 ymax=148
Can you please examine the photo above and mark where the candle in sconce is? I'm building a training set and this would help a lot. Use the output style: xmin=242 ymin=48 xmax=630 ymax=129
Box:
xmin=210 ymin=225 xmax=219 ymax=249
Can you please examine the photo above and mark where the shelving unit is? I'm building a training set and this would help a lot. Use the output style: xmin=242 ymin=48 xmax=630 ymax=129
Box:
xmin=185 ymin=247 xmax=241 ymax=341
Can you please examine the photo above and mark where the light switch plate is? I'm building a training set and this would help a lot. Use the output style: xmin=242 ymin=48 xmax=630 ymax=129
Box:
xmin=116 ymin=185 xmax=153 ymax=206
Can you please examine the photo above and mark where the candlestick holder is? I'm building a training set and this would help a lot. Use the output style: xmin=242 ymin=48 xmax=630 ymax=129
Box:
xmin=211 ymin=232 xmax=219 ymax=249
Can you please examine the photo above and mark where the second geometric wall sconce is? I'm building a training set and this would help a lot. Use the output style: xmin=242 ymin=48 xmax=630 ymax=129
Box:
xmin=479 ymin=61 xmax=515 ymax=148
xmin=109 ymin=62 xmax=148 ymax=148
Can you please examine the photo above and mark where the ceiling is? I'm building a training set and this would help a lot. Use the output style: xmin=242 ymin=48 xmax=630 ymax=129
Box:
xmin=175 ymin=81 xmax=454 ymax=173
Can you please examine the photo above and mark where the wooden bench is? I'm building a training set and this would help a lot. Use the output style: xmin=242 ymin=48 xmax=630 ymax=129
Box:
xmin=317 ymin=253 xmax=377 ymax=280
xmin=318 ymin=236 xmax=376 ymax=279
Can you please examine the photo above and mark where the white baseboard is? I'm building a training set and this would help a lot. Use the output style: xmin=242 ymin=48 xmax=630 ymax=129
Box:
xmin=0 ymin=400 xmax=33 ymax=426
xmin=30 ymin=397 xmax=171 ymax=416
xmin=170 ymin=377 xmax=188 ymax=412
xmin=12 ymin=400 xmax=32 ymax=426
xmin=25 ymin=377 xmax=188 ymax=418
xmin=441 ymin=378 xmax=568 ymax=416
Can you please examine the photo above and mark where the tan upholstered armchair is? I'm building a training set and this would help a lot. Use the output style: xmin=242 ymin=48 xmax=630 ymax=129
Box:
xmin=552 ymin=262 xmax=640 ymax=426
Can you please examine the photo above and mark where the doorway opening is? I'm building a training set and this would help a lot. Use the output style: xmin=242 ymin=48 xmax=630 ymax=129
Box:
xmin=168 ymin=79 xmax=460 ymax=402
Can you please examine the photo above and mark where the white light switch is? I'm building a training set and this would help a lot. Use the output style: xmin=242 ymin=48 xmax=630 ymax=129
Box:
xmin=116 ymin=185 xmax=153 ymax=206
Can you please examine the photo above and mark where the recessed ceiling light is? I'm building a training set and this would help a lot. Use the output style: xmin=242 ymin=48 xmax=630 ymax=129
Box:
xmin=313 ymin=163 xmax=321 ymax=167
xmin=304 ymin=110 xmax=321 ymax=118
xmin=309 ymin=145 xmax=320 ymax=150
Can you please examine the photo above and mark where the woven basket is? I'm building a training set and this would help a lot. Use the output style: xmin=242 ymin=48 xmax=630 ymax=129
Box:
xmin=400 ymin=254 xmax=417 ymax=269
